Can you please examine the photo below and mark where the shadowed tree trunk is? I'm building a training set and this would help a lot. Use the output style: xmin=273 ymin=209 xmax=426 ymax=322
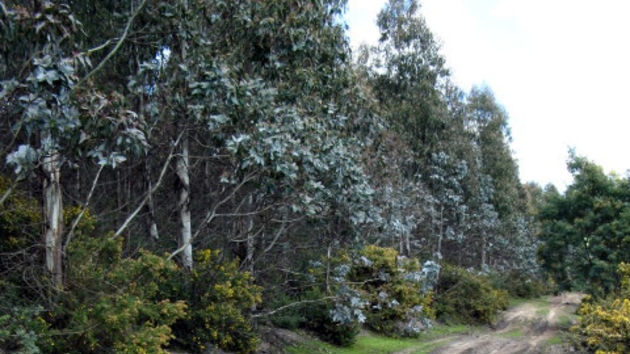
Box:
xmin=176 ymin=136 xmax=193 ymax=270
xmin=42 ymin=141 xmax=63 ymax=288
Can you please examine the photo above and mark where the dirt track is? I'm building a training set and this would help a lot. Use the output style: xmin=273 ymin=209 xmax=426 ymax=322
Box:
xmin=422 ymin=293 xmax=584 ymax=354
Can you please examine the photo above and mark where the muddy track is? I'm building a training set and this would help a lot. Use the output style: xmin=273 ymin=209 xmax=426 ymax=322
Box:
xmin=421 ymin=293 xmax=584 ymax=354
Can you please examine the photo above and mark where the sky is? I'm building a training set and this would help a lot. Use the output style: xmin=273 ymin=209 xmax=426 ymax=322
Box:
xmin=345 ymin=0 xmax=630 ymax=190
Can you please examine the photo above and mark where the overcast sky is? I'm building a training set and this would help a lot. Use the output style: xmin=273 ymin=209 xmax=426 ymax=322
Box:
xmin=345 ymin=0 xmax=630 ymax=190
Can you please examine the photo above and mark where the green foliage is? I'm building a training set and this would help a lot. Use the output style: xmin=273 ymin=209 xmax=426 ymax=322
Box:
xmin=435 ymin=264 xmax=508 ymax=325
xmin=272 ymin=245 xmax=436 ymax=345
xmin=268 ymin=292 xmax=306 ymax=330
xmin=0 ymin=306 xmax=48 ymax=354
xmin=351 ymin=245 xmax=434 ymax=337
xmin=169 ymin=249 xmax=262 ymax=354
xmin=538 ymin=152 xmax=630 ymax=295
xmin=302 ymin=288 xmax=361 ymax=347
xmin=573 ymin=263 xmax=630 ymax=354
xmin=46 ymin=234 xmax=186 ymax=354
xmin=489 ymin=271 xmax=548 ymax=299
xmin=0 ymin=176 xmax=41 ymax=254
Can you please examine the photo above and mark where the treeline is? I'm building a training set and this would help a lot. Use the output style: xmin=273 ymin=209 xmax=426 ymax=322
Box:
xmin=536 ymin=152 xmax=630 ymax=353
xmin=0 ymin=1 xmax=541 ymax=352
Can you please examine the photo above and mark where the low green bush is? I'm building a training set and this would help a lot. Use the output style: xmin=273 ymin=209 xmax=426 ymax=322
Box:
xmin=268 ymin=293 xmax=306 ymax=330
xmin=490 ymin=270 xmax=548 ymax=298
xmin=302 ymin=289 xmax=361 ymax=347
xmin=435 ymin=264 xmax=508 ymax=325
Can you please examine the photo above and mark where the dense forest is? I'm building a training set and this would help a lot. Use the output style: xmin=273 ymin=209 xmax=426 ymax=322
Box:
xmin=1 ymin=1 xmax=629 ymax=353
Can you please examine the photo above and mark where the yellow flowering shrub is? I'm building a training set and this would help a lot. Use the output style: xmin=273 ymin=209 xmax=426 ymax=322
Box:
xmin=353 ymin=245 xmax=435 ymax=337
xmin=170 ymin=249 xmax=262 ymax=354
xmin=49 ymin=234 xmax=187 ymax=354
xmin=573 ymin=263 xmax=630 ymax=354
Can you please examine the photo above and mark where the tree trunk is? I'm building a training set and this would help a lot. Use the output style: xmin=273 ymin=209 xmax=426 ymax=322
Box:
xmin=436 ymin=206 xmax=444 ymax=260
xmin=176 ymin=136 xmax=193 ymax=270
xmin=244 ymin=194 xmax=255 ymax=274
xmin=481 ymin=233 xmax=487 ymax=269
xmin=42 ymin=146 xmax=63 ymax=288
xmin=145 ymin=159 xmax=159 ymax=240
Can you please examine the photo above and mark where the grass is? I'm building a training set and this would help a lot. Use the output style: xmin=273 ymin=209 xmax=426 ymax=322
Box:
xmin=286 ymin=324 xmax=475 ymax=354
xmin=556 ymin=313 xmax=574 ymax=329
xmin=545 ymin=334 xmax=563 ymax=346
xmin=499 ymin=328 xmax=524 ymax=338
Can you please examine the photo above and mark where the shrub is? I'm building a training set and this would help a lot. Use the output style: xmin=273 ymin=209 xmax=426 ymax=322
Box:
xmin=302 ymin=288 xmax=361 ymax=347
xmin=47 ymin=234 xmax=187 ymax=354
xmin=490 ymin=270 xmax=547 ymax=298
xmin=271 ymin=245 xmax=436 ymax=345
xmin=0 ymin=176 xmax=41 ymax=255
xmin=169 ymin=249 xmax=262 ymax=354
xmin=0 ymin=306 xmax=48 ymax=354
xmin=435 ymin=264 xmax=508 ymax=325
xmin=573 ymin=263 xmax=630 ymax=354
xmin=268 ymin=292 xmax=306 ymax=330
xmin=350 ymin=245 xmax=435 ymax=337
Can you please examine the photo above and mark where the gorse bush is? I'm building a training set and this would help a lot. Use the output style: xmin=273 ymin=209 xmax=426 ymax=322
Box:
xmin=435 ymin=264 xmax=508 ymax=325
xmin=169 ymin=249 xmax=262 ymax=354
xmin=292 ymin=245 xmax=437 ymax=345
xmin=0 ymin=189 xmax=263 ymax=353
xmin=350 ymin=245 xmax=435 ymax=337
xmin=573 ymin=263 xmax=630 ymax=354
xmin=48 ymin=233 xmax=187 ymax=354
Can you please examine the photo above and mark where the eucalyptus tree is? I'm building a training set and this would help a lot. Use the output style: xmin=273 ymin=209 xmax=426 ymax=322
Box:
xmin=367 ymin=0 xmax=449 ymax=162
xmin=1 ymin=2 xmax=148 ymax=288
xmin=463 ymin=87 xmax=536 ymax=270
xmin=104 ymin=0 xmax=384 ymax=279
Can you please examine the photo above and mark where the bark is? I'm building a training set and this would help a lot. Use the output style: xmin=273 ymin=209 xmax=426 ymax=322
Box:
xmin=436 ymin=206 xmax=444 ymax=260
xmin=145 ymin=159 xmax=159 ymax=240
xmin=244 ymin=194 xmax=255 ymax=274
xmin=42 ymin=147 xmax=63 ymax=288
xmin=176 ymin=136 xmax=193 ymax=270
xmin=481 ymin=233 xmax=487 ymax=269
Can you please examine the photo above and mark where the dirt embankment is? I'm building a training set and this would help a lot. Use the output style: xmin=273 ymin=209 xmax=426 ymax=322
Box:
xmin=425 ymin=293 xmax=584 ymax=354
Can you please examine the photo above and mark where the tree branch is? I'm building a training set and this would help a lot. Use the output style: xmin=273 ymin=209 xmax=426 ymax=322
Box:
xmin=74 ymin=0 xmax=148 ymax=90
xmin=167 ymin=172 xmax=257 ymax=261
xmin=252 ymin=296 xmax=338 ymax=318
xmin=113 ymin=131 xmax=184 ymax=238
xmin=63 ymin=163 xmax=104 ymax=254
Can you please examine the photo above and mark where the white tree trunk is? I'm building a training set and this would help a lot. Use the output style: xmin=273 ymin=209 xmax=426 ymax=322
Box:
xmin=145 ymin=159 xmax=159 ymax=240
xmin=42 ymin=147 xmax=63 ymax=287
xmin=176 ymin=136 xmax=193 ymax=270
xmin=436 ymin=206 xmax=444 ymax=260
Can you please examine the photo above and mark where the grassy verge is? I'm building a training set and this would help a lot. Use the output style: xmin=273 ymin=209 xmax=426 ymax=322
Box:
xmin=286 ymin=324 xmax=475 ymax=354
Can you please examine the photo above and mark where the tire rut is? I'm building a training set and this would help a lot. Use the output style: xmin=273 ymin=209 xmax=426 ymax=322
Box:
xmin=406 ymin=293 xmax=584 ymax=354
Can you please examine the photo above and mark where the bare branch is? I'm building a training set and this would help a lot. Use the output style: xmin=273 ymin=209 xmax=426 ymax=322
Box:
xmin=0 ymin=177 xmax=20 ymax=206
xmin=114 ymin=131 xmax=184 ymax=238
xmin=168 ymin=172 xmax=257 ymax=261
xmin=252 ymin=296 xmax=338 ymax=318
xmin=63 ymin=163 xmax=104 ymax=254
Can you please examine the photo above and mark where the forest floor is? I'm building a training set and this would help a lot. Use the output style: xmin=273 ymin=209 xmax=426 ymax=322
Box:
xmin=417 ymin=292 xmax=585 ymax=354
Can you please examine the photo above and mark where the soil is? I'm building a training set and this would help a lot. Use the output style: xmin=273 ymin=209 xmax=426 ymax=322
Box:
xmin=419 ymin=293 xmax=585 ymax=354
